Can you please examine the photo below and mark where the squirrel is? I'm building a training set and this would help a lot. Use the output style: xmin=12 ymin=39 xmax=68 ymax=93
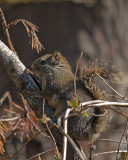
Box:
xmin=31 ymin=51 xmax=120 ymax=142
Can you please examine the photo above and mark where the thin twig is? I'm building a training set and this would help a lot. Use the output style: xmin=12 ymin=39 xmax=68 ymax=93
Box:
xmin=42 ymin=99 xmax=60 ymax=158
xmin=0 ymin=115 xmax=21 ymax=122
xmin=107 ymin=94 xmax=127 ymax=101
xmin=79 ymin=100 xmax=128 ymax=118
xmin=0 ymin=91 xmax=14 ymax=120
xmin=126 ymin=127 xmax=128 ymax=159
xmin=89 ymin=102 xmax=128 ymax=107
xmin=20 ymin=93 xmax=29 ymax=111
xmin=98 ymin=138 xmax=127 ymax=144
xmin=116 ymin=119 xmax=128 ymax=159
xmin=42 ymin=99 xmax=45 ymax=117
xmin=45 ymin=115 xmax=87 ymax=160
xmin=45 ymin=121 xmax=60 ymax=158
xmin=0 ymin=8 xmax=16 ymax=53
xmin=0 ymin=9 xmax=32 ymax=119
xmin=90 ymin=143 xmax=93 ymax=160
xmin=0 ymin=91 xmax=13 ymax=110
xmin=92 ymin=105 xmax=128 ymax=119
xmin=108 ymin=107 xmax=128 ymax=118
xmin=81 ymin=101 xmax=128 ymax=108
xmin=96 ymin=72 xmax=128 ymax=101
xmin=0 ymin=8 xmax=31 ymax=122
xmin=80 ymin=100 xmax=105 ymax=107
xmin=0 ymin=9 xmax=30 ymax=119
xmin=107 ymin=129 xmax=124 ymax=134
xmin=53 ymin=122 xmax=87 ymax=160
xmin=63 ymin=108 xmax=72 ymax=160
xmin=6 ymin=19 xmax=38 ymax=29
xmin=74 ymin=51 xmax=83 ymax=98
xmin=58 ymin=100 xmax=128 ymax=124
xmin=93 ymin=150 xmax=127 ymax=157
xmin=27 ymin=148 xmax=56 ymax=160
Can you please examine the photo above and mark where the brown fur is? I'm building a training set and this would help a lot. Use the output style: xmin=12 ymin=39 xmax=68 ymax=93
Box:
xmin=31 ymin=52 xmax=120 ymax=142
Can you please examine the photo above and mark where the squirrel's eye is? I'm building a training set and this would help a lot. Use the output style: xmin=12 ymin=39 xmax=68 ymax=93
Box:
xmin=40 ymin=60 xmax=46 ymax=65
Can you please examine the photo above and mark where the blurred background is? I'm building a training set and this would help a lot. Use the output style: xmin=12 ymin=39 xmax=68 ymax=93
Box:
xmin=0 ymin=0 xmax=128 ymax=159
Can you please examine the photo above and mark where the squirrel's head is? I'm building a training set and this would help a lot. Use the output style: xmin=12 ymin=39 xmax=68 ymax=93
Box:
xmin=31 ymin=51 xmax=72 ymax=79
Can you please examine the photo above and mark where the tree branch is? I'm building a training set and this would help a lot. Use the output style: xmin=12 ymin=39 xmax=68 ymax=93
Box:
xmin=0 ymin=40 xmax=84 ymax=160
xmin=0 ymin=39 xmax=54 ymax=119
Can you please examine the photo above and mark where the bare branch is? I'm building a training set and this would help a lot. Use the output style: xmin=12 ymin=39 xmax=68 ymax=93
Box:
xmin=98 ymin=138 xmax=127 ymax=144
xmin=27 ymin=148 xmax=56 ymax=160
xmin=0 ymin=91 xmax=13 ymax=111
xmin=0 ymin=8 xmax=16 ymax=53
xmin=63 ymin=108 xmax=72 ymax=160
xmin=0 ymin=40 xmax=44 ymax=118
xmin=116 ymin=119 xmax=128 ymax=159
xmin=74 ymin=51 xmax=83 ymax=98
xmin=93 ymin=150 xmax=127 ymax=157
xmin=80 ymin=100 xmax=128 ymax=108
xmin=0 ymin=115 xmax=21 ymax=122
xmin=51 ymin=120 xmax=87 ymax=160
xmin=96 ymin=72 xmax=128 ymax=101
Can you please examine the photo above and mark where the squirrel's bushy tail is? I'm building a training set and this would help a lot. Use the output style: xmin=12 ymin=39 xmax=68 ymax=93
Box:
xmin=79 ymin=59 xmax=122 ymax=136
xmin=80 ymin=59 xmax=122 ymax=83
xmin=80 ymin=59 xmax=122 ymax=100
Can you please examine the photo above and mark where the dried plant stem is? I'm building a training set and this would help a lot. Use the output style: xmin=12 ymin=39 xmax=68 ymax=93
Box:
xmin=0 ymin=91 xmax=13 ymax=110
xmin=0 ymin=115 xmax=20 ymax=122
xmin=126 ymin=127 xmax=128 ymax=159
xmin=0 ymin=91 xmax=14 ymax=121
xmin=74 ymin=51 xmax=83 ymax=98
xmin=53 ymin=122 xmax=87 ymax=160
xmin=0 ymin=8 xmax=30 ymax=116
xmin=6 ymin=19 xmax=38 ymax=29
xmin=0 ymin=8 xmax=16 ymax=53
xmin=6 ymin=18 xmax=44 ymax=53
xmin=42 ymin=99 xmax=60 ymax=158
xmin=116 ymin=119 xmax=128 ymax=159
xmin=63 ymin=108 xmax=72 ymax=160
xmin=45 ymin=121 xmax=60 ymax=158
xmin=93 ymin=150 xmax=127 ymax=157
xmin=98 ymin=138 xmax=127 ymax=144
xmin=80 ymin=100 xmax=128 ymax=119
xmin=107 ymin=129 xmax=124 ymax=134
xmin=27 ymin=148 xmax=56 ymax=160
xmin=80 ymin=100 xmax=128 ymax=108
xmin=59 ymin=100 xmax=128 ymax=123
xmin=89 ymin=143 xmax=93 ymax=160
xmin=42 ymin=99 xmax=45 ymax=117
xmin=96 ymin=72 xmax=128 ymax=101
xmin=0 ymin=125 xmax=54 ymax=159
xmin=0 ymin=8 xmax=33 ymax=118
xmin=98 ymin=106 xmax=128 ymax=118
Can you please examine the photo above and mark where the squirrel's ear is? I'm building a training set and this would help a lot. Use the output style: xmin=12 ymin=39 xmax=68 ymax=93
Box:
xmin=53 ymin=51 xmax=61 ymax=61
